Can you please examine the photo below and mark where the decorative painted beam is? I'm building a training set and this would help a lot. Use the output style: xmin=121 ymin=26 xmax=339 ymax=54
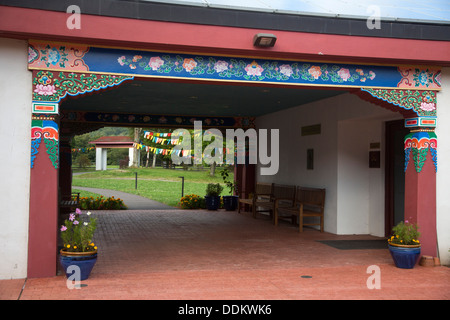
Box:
xmin=31 ymin=115 xmax=59 ymax=169
xmin=32 ymin=70 xmax=134 ymax=104
xmin=404 ymin=117 xmax=437 ymax=128
xmin=60 ymin=110 xmax=255 ymax=129
xmin=28 ymin=41 xmax=441 ymax=90
xmin=30 ymin=70 xmax=133 ymax=170
xmin=360 ymin=88 xmax=436 ymax=117
xmin=404 ymin=130 xmax=437 ymax=173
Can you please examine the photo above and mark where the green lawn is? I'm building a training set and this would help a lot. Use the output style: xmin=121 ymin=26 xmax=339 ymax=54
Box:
xmin=72 ymin=167 xmax=233 ymax=207
xmin=72 ymin=188 xmax=103 ymax=199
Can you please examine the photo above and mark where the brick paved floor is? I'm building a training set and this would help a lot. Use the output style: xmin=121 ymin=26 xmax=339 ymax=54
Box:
xmin=1 ymin=209 xmax=449 ymax=300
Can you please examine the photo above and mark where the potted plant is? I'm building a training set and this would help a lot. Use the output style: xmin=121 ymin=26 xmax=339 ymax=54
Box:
xmin=388 ymin=220 xmax=421 ymax=269
xmin=220 ymin=167 xmax=239 ymax=211
xmin=59 ymin=208 xmax=98 ymax=280
xmin=205 ymin=183 xmax=223 ymax=210
xmin=180 ymin=194 xmax=205 ymax=209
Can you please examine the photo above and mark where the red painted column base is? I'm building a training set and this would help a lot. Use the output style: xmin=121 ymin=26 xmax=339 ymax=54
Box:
xmin=404 ymin=152 xmax=437 ymax=257
xmin=28 ymin=142 xmax=58 ymax=278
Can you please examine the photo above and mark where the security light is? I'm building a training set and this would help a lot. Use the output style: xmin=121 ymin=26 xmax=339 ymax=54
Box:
xmin=253 ymin=33 xmax=277 ymax=47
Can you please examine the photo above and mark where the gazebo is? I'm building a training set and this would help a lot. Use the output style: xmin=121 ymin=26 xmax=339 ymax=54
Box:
xmin=89 ymin=136 xmax=136 ymax=170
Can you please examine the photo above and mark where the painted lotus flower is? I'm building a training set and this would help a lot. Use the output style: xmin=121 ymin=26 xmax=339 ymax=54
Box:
xmin=149 ymin=56 xmax=165 ymax=71
xmin=183 ymin=58 xmax=197 ymax=72
xmin=308 ymin=66 xmax=322 ymax=79
xmin=420 ymin=102 xmax=436 ymax=111
xmin=368 ymin=70 xmax=376 ymax=80
xmin=118 ymin=56 xmax=126 ymax=66
xmin=279 ymin=64 xmax=293 ymax=77
xmin=245 ymin=61 xmax=264 ymax=76
xmin=34 ymin=84 xmax=56 ymax=96
xmin=337 ymin=68 xmax=351 ymax=81
xmin=47 ymin=48 xmax=61 ymax=65
xmin=214 ymin=60 xmax=228 ymax=73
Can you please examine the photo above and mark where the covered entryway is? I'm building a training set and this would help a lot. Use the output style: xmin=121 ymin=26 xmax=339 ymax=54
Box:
xmin=27 ymin=40 xmax=440 ymax=278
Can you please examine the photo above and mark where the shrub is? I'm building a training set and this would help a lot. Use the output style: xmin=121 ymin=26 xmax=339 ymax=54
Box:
xmin=205 ymin=183 xmax=223 ymax=197
xmin=180 ymin=194 xmax=205 ymax=209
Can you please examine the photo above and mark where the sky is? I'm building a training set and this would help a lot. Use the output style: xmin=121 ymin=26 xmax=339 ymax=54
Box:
xmin=144 ymin=0 xmax=450 ymax=22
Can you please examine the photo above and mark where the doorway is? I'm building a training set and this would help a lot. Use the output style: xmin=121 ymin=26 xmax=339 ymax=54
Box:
xmin=385 ymin=120 xmax=409 ymax=236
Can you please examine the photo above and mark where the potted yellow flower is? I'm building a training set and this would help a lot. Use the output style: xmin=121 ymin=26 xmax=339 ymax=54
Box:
xmin=388 ymin=220 xmax=421 ymax=269
xmin=59 ymin=208 xmax=98 ymax=280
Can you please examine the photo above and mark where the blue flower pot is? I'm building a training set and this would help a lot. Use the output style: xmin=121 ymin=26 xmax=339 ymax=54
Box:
xmin=205 ymin=196 xmax=220 ymax=210
xmin=388 ymin=244 xmax=421 ymax=269
xmin=60 ymin=250 xmax=98 ymax=280
xmin=223 ymin=196 xmax=238 ymax=211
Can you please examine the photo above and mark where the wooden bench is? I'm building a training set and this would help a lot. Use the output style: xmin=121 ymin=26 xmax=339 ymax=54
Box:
xmin=60 ymin=192 xmax=80 ymax=210
xmin=275 ymin=187 xmax=326 ymax=232
xmin=238 ymin=182 xmax=273 ymax=214
xmin=253 ymin=183 xmax=296 ymax=220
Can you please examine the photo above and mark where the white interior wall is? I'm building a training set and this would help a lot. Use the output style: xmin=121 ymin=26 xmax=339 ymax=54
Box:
xmin=256 ymin=92 xmax=402 ymax=236
xmin=337 ymin=117 xmax=386 ymax=236
xmin=436 ymin=67 xmax=450 ymax=265
xmin=0 ymin=38 xmax=32 ymax=279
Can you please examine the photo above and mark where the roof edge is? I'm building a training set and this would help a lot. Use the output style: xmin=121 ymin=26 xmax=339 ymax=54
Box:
xmin=0 ymin=0 xmax=449 ymax=41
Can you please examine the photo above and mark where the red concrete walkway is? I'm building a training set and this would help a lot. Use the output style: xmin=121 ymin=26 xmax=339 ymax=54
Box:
xmin=1 ymin=209 xmax=449 ymax=300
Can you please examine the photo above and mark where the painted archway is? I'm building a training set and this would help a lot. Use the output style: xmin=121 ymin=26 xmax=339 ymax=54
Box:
xmin=28 ymin=40 xmax=440 ymax=277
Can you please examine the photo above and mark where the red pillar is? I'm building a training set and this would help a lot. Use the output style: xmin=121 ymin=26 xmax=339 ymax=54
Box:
xmin=28 ymin=119 xmax=59 ymax=278
xmin=404 ymin=129 xmax=437 ymax=257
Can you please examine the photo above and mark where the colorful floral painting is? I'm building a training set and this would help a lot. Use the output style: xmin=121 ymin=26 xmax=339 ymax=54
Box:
xmin=361 ymin=88 xmax=437 ymax=117
xmin=28 ymin=42 xmax=90 ymax=71
xmin=29 ymin=41 xmax=442 ymax=90
xmin=397 ymin=67 xmax=441 ymax=89
xmin=32 ymin=70 xmax=133 ymax=103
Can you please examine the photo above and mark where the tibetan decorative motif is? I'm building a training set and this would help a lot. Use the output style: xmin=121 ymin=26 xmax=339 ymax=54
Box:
xmin=360 ymin=88 xmax=436 ymax=117
xmin=28 ymin=42 xmax=90 ymax=71
xmin=31 ymin=117 xmax=59 ymax=169
xmin=404 ymin=131 xmax=437 ymax=173
xmin=60 ymin=110 xmax=255 ymax=129
xmin=397 ymin=67 xmax=441 ymax=89
xmin=32 ymin=70 xmax=134 ymax=103
xmin=29 ymin=41 xmax=441 ymax=90
xmin=404 ymin=117 xmax=436 ymax=128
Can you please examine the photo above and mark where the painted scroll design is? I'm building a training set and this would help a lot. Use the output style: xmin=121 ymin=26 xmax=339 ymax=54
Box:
xmin=31 ymin=119 xmax=59 ymax=169
xmin=397 ymin=67 xmax=441 ymax=89
xmin=61 ymin=110 xmax=256 ymax=129
xmin=404 ymin=131 xmax=437 ymax=173
xmin=32 ymin=71 xmax=134 ymax=103
xmin=360 ymin=88 xmax=436 ymax=117
xmin=28 ymin=42 xmax=90 ymax=71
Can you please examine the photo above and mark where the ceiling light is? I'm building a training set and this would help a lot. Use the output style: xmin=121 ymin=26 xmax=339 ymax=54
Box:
xmin=253 ymin=33 xmax=277 ymax=47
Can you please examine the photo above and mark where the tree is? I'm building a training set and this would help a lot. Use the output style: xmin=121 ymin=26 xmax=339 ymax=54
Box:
xmin=131 ymin=128 xmax=142 ymax=167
